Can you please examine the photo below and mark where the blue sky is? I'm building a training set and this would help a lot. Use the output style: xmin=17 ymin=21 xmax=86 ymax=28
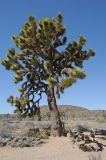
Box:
xmin=0 ymin=0 xmax=106 ymax=113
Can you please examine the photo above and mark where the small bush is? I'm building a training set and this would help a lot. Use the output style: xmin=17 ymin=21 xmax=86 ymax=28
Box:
xmin=0 ymin=127 xmax=12 ymax=138
xmin=25 ymin=121 xmax=35 ymax=129
xmin=75 ymin=124 xmax=89 ymax=133
xmin=37 ymin=132 xmax=49 ymax=139
xmin=97 ymin=117 xmax=106 ymax=123
xmin=27 ymin=128 xmax=49 ymax=139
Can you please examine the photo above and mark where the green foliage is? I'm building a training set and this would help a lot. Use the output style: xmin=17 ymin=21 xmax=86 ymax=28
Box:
xmin=46 ymin=77 xmax=58 ymax=87
xmin=1 ymin=13 xmax=95 ymax=117
xmin=56 ymin=12 xmax=63 ymax=23
xmin=78 ymin=36 xmax=86 ymax=46
xmin=71 ymin=68 xmax=86 ymax=79
xmin=44 ymin=60 xmax=52 ymax=74
xmin=60 ymin=77 xmax=76 ymax=90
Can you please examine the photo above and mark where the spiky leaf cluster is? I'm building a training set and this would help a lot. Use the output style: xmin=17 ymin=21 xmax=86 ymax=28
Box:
xmin=2 ymin=13 xmax=95 ymax=116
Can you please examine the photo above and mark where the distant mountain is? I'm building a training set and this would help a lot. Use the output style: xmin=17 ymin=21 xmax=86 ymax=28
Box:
xmin=40 ymin=105 xmax=106 ymax=121
xmin=0 ymin=105 xmax=106 ymax=121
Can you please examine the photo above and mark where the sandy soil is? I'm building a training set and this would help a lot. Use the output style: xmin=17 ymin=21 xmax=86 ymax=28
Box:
xmin=0 ymin=137 xmax=106 ymax=160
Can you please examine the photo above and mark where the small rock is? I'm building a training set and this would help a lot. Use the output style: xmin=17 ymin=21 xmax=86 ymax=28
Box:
xmin=0 ymin=141 xmax=6 ymax=147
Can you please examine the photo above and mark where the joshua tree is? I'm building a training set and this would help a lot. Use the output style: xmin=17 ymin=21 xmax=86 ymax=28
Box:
xmin=1 ymin=13 xmax=95 ymax=136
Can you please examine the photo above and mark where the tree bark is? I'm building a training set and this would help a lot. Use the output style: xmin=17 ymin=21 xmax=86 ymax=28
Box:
xmin=46 ymin=87 xmax=64 ymax=137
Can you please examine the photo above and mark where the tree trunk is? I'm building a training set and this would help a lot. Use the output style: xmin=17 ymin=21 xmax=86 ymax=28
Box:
xmin=47 ymin=87 xmax=64 ymax=137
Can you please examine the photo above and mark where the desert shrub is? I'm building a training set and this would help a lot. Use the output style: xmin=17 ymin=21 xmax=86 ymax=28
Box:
xmin=45 ymin=112 xmax=51 ymax=120
xmin=97 ymin=117 xmax=106 ymax=123
xmin=75 ymin=124 xmax=90 ymax=133
xmin=27 ymin=128 xmax=49 ymax=139
xmin=41 ymin=122 xmax=51 ymax=130
xmin=34 ymin=121 xmax=51 ymax=129
xmin=36 ymin=130 xmax=49 ymax=139
xmin=28 ymin=128 xmax=39 ymax=137
xmin=25 ymin=121 xmax=35 ymax=129
xmin=0 ymin=126 xmax=12 ymax=138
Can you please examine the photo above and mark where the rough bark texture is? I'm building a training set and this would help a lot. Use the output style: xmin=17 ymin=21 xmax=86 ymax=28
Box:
xmin=47 ymin=87 xmax=64 ymax=137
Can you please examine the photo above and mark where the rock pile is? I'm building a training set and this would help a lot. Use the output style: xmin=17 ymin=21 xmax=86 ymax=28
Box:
xmin=0 ymin=136 xmax=44 ymax=147
xmin=69 ymin=129 xmax=104 ymax=152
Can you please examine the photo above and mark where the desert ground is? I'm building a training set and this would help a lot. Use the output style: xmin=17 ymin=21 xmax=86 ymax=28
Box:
xmin=0 ymin=136 xmax=106 ymax=160
xmin=0 ymin=106 xmax=106 ymax=160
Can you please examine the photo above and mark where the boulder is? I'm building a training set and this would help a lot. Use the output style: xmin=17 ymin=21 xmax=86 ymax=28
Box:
xmin=78 ymin=142 xmax=103 ymax=152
